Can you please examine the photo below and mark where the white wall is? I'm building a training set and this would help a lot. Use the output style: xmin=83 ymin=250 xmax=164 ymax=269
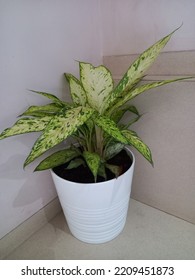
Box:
xmin=100 ymin=0 xmax=195 ymax=55
xmin=0 ymin=0 xmax=102 ymax=239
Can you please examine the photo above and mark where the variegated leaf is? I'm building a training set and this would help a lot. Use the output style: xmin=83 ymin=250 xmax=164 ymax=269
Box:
xmin=29 ymin=90 xmax=63 ymax=103
xmin=65 ymin=73 xmax=87 ymax=106
xmin=123 ymin=114 xmax=142 ymax=129
xmin=109 ymin=77 xmax=191 ymax=114
xmin=108 ymin=26 xmax=181 ymax=107
xmin=20 ymin=103 xmax=63 ymax=117
xmin=106 ymin=163 xmax=122 ymax=178
xmin=29 ymin=90 xmax=70 ymax=107
xmin=104 ymin=142 xmax=124 ymax=160
xmin=95 ymin=115 xmax=129 ymax=144
xmin=122 ymin=129 xmax=153 ymax=165
xmin=66 ymin=158 xmax=85 ymax=169
xmin=0 ymin=117 xmax=51 ymax=140
xmin=24 ymin=106 xmax=95 ymax=167
xmin=97 ymin=163 xmax=107 ymax=179
xmin=85 ymin=119 xmax=94 ymax=132
xmin=111 ymin=105 xmax=140 ymax=123
xmin=35 ymin=148 xmax=80 ymax=171
xmin=80 ymin=62 xmax=114 ymax=113
xmin=83 ymin=151 xmax=101 ymax=181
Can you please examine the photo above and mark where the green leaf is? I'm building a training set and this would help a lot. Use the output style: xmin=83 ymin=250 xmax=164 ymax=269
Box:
xmin=111 ymin=105 xmax=140 ymax=123
xmin=35 ymin=148 xmax=80 ymax=171
xmin=20 ymin=103 xmax=63 ymax=117
xmin=108 ymin=26 xmax=182 ymax=107
xmin=65 ymin=73 xmax=87 ymax=106
xmin=29 ymin=90 xmax=70 ymax=107
xmin=122 ymin=130 xmax=153 ymax=165
xmin=83 ymin=151 xmax=101 ymax=182
xmin=0 ymin=116 xmax=51 ymax=140
xmin=29 ymin=90 xmax=63 ymax=104
xmin=104 ymin=142 xmax=124 ymax=160
xmin=24 ymin=106 xmax=95 ymax=167
xmin=97 ymin=163 xmax=107 ymax=180
xmin=95 ymin=115 xmax=129 ymax=144
xmin=123 ymin=105 xmax=140 ymax=115
xmin=105 ymin=163 xmax=122 ymax=178
xmin=80 ymin=62 xmax=114 ymax=113
xmin=110 ymin=77 xmax=192 ymax=113
xmin=85 ymin=118 xmax=94 ymax=132
xmin=122 ymin=114 xmax=142 ymax=129
xmin=66 ymin=158 xmax=85 ymax=169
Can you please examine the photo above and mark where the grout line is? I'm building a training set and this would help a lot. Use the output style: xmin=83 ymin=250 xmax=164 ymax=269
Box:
xmin=103 ymin=50 xmax=195 ymax=58
xmin=131 ymin=198 xmax=195 ymax=226
xmin=113 ymin=75 xmax=195 ymax=81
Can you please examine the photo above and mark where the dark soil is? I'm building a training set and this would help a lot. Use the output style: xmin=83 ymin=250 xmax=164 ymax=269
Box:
xmin=53 ymin=149 xmax=132 ymax=184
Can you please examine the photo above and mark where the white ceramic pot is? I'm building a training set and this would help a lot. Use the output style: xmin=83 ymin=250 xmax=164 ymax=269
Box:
xmin=50 ymin=147 xmax=135 ymax=244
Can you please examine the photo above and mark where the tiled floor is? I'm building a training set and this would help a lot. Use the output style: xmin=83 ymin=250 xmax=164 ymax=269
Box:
xmin=4 ymin=199 xmax=195 ymax=260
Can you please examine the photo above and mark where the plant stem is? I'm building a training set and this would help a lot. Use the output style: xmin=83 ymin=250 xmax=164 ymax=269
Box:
xmin=95 ymin=126 xmax=103 ymax=157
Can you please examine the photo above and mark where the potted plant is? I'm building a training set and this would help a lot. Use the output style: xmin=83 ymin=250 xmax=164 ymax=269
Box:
xmin=0 ymin=27 xmax=190 ymax=243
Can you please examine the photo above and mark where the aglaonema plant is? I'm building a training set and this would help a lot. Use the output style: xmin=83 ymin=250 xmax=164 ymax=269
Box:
xmin=0 ymin=27 xmax=190 ymax=182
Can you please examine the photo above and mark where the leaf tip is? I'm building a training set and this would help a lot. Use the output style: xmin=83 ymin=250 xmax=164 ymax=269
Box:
xmin=34 ymin=165 xmax=39 ymax=172
xmin=23 ymin=162 xmax=26 ymax=170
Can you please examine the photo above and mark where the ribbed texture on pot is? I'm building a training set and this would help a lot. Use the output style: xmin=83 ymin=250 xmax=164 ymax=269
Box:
xmin=63 ymin=196 xmax=130 ymax=244
xmin=51 ymin=147 xmax=135 ymax=244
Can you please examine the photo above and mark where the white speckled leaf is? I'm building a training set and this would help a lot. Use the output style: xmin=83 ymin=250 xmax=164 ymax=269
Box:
xmin=122 ymin=129 xmax=153 ymax=165
xmin=24 ymin=106 xmax=94 ymax=166
xmin=95 ymin=115 xmax=128 ymax=144
xmin=21 ymin=103 xmax=62 ymax=117
xmin=83 ymin=151 xmax=100 ymax=181
xmin=0 ymin=117 xmax=51 ymax=140
xmin=111 ymin=105 xmax=140 ymax=123
xmin=29 ymin=90 xmax=65 ymax=105
xmin=80 ymin=62 xmax=114 ymax=113
xmin=35 ymin=148 xmax=80 ymax=171
xmin=65 ymin=73 xmax=87 ymax=106
xmin=110 ymin=77 xmax=191 ymax=113
xmin=109 ymin=26 xmax=181 ymax=107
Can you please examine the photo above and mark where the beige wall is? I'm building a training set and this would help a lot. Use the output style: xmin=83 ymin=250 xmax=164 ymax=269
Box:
xmin=104 ymin=51 xmax=195 ymax=224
